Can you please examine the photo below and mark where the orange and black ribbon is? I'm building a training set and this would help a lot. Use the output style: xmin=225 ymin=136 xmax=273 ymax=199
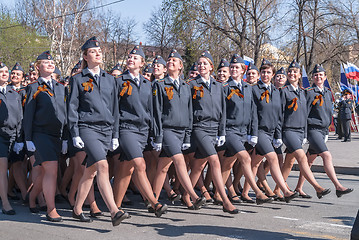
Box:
xmin=33 ymin=85 xmax=54 ymax=99
xmin=227 ymin=89 xmax=244 ymax=100
xmin=82 ymin=79 xmax=94 ymax=92
xmin=288 ymin=97 xmax=298 ymax=111
xmin=193 ymin=86 xmax=204 ymax=99
xmin=260 ymin=90 xmax=270 ymax=103
xmin=165 ymin=86 xmax=174 ymax=100
xmin=119 ymin=81 xmax=132 ymax=96
xmin=22 ymin=94 xmax=27 ymax=107
xmin=0 ymin=99 xmax=2 ymax=105
xmin=312 ymin=95 xmax=323 ymax=106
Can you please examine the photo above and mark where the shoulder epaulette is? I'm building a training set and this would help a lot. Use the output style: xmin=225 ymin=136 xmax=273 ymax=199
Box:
xmin=54 ymin=79 xmax=65 ymax=86
xmin=223 ymin=82 xmax=229 ymax=87
xmin=27 ymin=80 xmax=38 ymax=86
xmin=281 ymin=85 xmax=289 ymax=89
xmin=300 ymin=86 xmax=305 ymax=90
xmin=186 ymin=77 xmax=196 ymax=83
xmin=157 ymin=79 xmax=165 ymax=83
xmin=72 ymin=71 xmax=82 ymax=77
xmin=306 ymin=87 xmax=314 ymax=91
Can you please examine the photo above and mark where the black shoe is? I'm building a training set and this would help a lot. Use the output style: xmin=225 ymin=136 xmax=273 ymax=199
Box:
xmin=2 ymin=208 xmax=16 ymax=215
xmin=154 ymin=203 xmax=168 ymax=218
xmin=187 ymin=205 xmax=195 ymax=210
xmin=284 ymin=192 xmax=299 ymax=203
xmin=46 ymin=214 xmax=63 ymax=222
xmin=240 ymin=196 xmax=255 ymax=204
xmin=193 ymin=196 xmax=206 ymax=210
xmin=29 ymin=207 xmax=39 ymax=213
xmin=147 ymin=206 xmax=155 ymax=213
xmin=229 ymin=195 xmax=242 ymax=204
xmin=256 ymin=197 xmax=273 ymax=205
xmin=317 ymin=188 xmax=331 ymax=199
xmin=168 ymin=193 xmax=181 ymax=204
xmin=299 ymin=193 xmax=312 ymax=199
xmin=336 ymin=188 xmax=354 ymax=198
xmin=90 ymin=211 xmax=104 ymax=218
xmin=205 ymin=198 xmax=214 ymax=203
xmin=222 ymin=207 xmax=239 ymax=214
xmin=213 ymin=197 xmax=223 ymax=206
xmin=111 ymin=211 xmax=129 ymax=226
xmin=73 ymin=211 xmax=92 ymax=222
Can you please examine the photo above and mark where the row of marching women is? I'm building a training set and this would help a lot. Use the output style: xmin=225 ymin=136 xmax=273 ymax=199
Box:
xmin=0 ymin=36 xmax=353 ymax=227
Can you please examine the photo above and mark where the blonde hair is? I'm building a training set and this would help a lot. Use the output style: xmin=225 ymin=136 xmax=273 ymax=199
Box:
xmin=199 ymin=57 xmax=214 ymax=74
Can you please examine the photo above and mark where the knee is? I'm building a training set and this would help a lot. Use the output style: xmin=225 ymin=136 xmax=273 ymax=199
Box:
xmin=97 ymin=161 xmax=109 ymax=175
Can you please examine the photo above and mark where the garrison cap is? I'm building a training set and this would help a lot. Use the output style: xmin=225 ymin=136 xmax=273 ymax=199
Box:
xmin=130 ymin=45 xmax=145 ymax=58
xmin=288 ymin=59 xmax=300 ymax=69
xmin=81 ymin=36 xmax=100 ymax=51
xmin=12 ymin=62 xmax=24 ymax=72
xmin=29 ymin=62 xmax=35 ymax=72
xmin=276 ymin=67 xmax=286 ymax=76
xmin=168 ymin=49 xmax=183 ymax=61
xmin=247 ymin=62 xmax=259 ymax=72
xmin=230 ymin=54 xmax=245 ymax=64
xmin=190 ymin=62 xmax=198 ymax=71
xmin=143 ymin=64 xmax=153 ymax=74
xmin=111 ymin=63 xmax=123 ymax=73
xmin=0 ymin=62 xmax=6 ymax=69
xmin=37 ymin=51 xmax=53 ymax=61
xmin=153 ymin=55 xmax=167 ymax=66
xmin=312 ymin=64 xmax=325 ymax=74
xmin=217 ymin=58 xmax=230 ymax=70
xmin=200 ymin=50 xmax=213 ymax=63
xmin=261 ymin=58 xmax=272 ymax=67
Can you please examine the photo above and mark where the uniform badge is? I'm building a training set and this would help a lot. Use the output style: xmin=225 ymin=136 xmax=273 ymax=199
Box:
xmin=95 ymin=42 xmax=99 ymax=46
xmin=133 ymin=50 xmax=137 ymax=53
xmin=153 ymin=89 xmax=157 ymax=96
xmin=48 ymin=56 xmax=51 ymax=60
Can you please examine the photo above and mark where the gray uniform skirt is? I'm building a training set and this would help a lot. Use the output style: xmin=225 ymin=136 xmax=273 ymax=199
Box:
xmin=33 ymin=132 xmax=61 ymax=166
xmin=307 ymin=127 xmax=328 ymax=155
xmin=160 ymin=128 xmax=186 ymax=158
xmin=0 ymin=134 xmax=14 ymax=158
xmin=224 ymin=130 xmax=246 ymax=157
xmin=282 ymin=128 xmax=304 ymax=154
xmin=79 ymin=125 xmax=111 ymax=167
xmin=255 ymin=130 xmax=275 ymax=156
xmin=119 ymin=129 xmax=148 ymax=161
xmin=192 ymin=128 xmax=217 ymax=159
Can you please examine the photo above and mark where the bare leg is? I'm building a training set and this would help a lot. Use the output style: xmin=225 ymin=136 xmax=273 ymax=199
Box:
xmin=0 ymin=158 xmax=13 ymax=211
xmin=42 ymin=161 xmax=60 ymax=218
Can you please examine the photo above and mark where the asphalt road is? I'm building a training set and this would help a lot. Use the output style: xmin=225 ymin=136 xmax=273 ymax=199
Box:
xmin=0 ymin=171 xmax=358 ymax=240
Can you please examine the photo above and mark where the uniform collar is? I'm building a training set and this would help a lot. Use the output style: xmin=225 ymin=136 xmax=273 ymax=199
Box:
xmin=258 ymin=80 xmax=271 ymax=90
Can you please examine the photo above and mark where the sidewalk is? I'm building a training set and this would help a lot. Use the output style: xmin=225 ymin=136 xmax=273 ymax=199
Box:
xmin=293 ymin=132 xmax=359 ymax=176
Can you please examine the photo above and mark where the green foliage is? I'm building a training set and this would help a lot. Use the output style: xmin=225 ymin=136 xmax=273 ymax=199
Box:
xmin=0 ymin=12 xmax=49 ymax=70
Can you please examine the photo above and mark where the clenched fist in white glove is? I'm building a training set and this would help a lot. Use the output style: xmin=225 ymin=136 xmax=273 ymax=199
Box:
xmin=181 ymin=143 xmax=191 ymax=151
xmin=216 ymin=136 xmax=226 ymax=147
xmin=273 ymin=139 xmax=283 ymax=148
xmin=110 ymin=138 xmax=119 ymax=151
xmin=26 ymin=141 xmax=36 ymax=152
xmin=73 ymin=136 xmax=85 ymax=149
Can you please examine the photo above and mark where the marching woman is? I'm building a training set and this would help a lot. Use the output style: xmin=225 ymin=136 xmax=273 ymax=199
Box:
xmin=0 ymin=62 xmax=23 ymax=215
xmin=187 ymin=51 xmax=238 ymax=214
xmin=68 ymin=37 xmax=129 ymax=226
xmin=112 ymin=45 xmax=167 ymax=217
xmin=241 ymin=60 xmax=298 ymax=203
xmin=294 ymin=64 xmax=353 ymax=198
xmin=152 ymin=49 xmax=206 ymax=209
xmin=276 ymin=60 xmax=330 ymax=199
xmin=24 ymin=51 xmax=67 ymax=221
xmin=222 ymin=54 xmax=272 ymax=205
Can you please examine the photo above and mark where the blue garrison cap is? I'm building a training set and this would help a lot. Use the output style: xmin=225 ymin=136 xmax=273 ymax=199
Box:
xmin=312 ymin=64 xmax=325 ymax=74
xmin=29 ymin=62 xmax=35 ymax=72
xmin=111 ymin=63 xmax=123 ymax=73
xmin=37 ymin=51 xmax=53 ymax=61
xmin=190 ymin=62 xmax=198 ymax=71
xmin=200 ymin=50 xmax=213 ymax=63
xmin=143 ymin=64 xmax=153 ymax=74
xmin=168 ymin=49 xmax=183 ymax=61
xmin=275 ymin=67 xmax=286 ymax=76
xmin=81 ymin=36 xmax=100 ymax=51
xmin=130 ymin=45 xmax=145 ymax=58
xmin=261 ymin=58 xmax=272 ymax=67
xmin=153 ymin=55 xmax=167 ymax=66
xmin=217 ymin=58 xmax=230 ymax=70
xmin=12 ymin=62 xmax=24 ymax=72
xmin=247 ymin=62 xmax=259 ymax=72
xmin=288 ymin=59 xmax=300 ymax=69
xmin=230 ymin=54 xmax=245 ymax=64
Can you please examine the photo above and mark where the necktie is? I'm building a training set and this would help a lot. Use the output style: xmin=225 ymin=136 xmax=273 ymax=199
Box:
xmin=48 ymin=80 xmax=53 ymax=90
xmin=206 ymin=81 xmax=210 ymax=88
xmin=134 ymin=77 xmax=139 ymax=86
xmin=1 ymin=87 xmax=5 ymax=95
xmin=174 ymin=80 xmax=179 ymax=89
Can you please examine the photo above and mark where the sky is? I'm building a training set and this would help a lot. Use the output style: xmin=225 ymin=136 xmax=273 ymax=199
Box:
xmin=0 ymin=0 xmax=163 ymax=42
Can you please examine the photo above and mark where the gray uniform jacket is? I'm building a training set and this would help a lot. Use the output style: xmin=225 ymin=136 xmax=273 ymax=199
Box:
xmin=188 ymin=75 xmax=226 ymax=136
xmin=153 ymin=75 xmax=192 ymax=143
xmin=24 ymin=77 xmax=67 ymax=140
xmin=339 ymin=99 xmax=354 ymax=120
xmin=252 ymin=81 xmax=282 ymax=139
xmin=67 ymin=68 xmax=119 ymax=139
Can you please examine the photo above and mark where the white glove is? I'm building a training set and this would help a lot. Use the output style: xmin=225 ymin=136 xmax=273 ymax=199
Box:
xmin=181 ymin=143 xmax=191 ymax=151
xmin=152 ymin=142 xmax=162 ymax=152
xmin=302 ymin=138 xmax=308 ymax=145
xmin=110 ymin=138 xmax=119 ymax=151
xmin=273 ymin=139 xmax=283 ymax=148
xmin=324 ymin=135 xmax=328 ymax=143
xmin=26 ymin=141 xmax=36 ymax=152
xmin=216 ymin=136 xmax=226 ymax=147
xmin=73 ymin=136 xmax=85 ymax=149
xmin=248 ymin=136 xmax=258 ymax=147
xmin=13 ymin=142 xmax=24 ymax=154
xmin=61 ymin=140 xmax=68 ymax=154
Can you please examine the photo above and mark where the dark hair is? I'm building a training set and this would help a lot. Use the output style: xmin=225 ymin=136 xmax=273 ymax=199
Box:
xmin=260 ymin=64 xmax=276 ymax=74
